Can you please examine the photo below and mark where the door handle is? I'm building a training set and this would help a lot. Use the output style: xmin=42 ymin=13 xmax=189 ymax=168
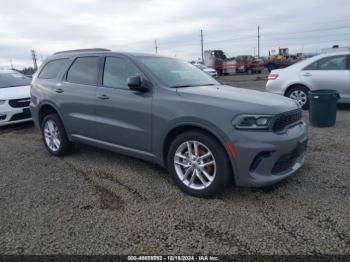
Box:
xmin=303 ymin=73 xmax=312 ymax=77
xmin=54 ymin=88 xmax=64 ymax=93
xmin=97 ymin=94 xmax=110 ymax=100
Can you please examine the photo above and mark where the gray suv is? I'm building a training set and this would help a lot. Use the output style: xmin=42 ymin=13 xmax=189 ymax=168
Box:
xmin=30 ymin=49 xmax=308 ymax=197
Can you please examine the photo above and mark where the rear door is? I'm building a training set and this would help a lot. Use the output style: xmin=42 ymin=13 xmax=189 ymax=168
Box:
xmin=59 ymin=56 xmax=101 ymax=138
xmin=301 ymin=55 xmax=350 ymax=99
xmin=95 ymin=56 xmax=152 ymax=152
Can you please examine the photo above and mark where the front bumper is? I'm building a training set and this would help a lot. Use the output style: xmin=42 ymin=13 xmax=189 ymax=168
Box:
xmin=228 ymin=121 xmax=307 ymax=187
xmin=0 ymin=101 xmax=32 ymax=127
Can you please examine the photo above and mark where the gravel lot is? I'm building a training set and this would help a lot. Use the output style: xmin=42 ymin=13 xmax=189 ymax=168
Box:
xmin=1 ymin=73 xmax=350 ymax=255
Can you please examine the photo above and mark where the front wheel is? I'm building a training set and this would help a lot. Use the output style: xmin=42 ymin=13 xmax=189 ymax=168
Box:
xmin=41 ymin=113 xmax=73 ymax=156
xmin=286 ymin=85 xmax=309 ymax=109
xmin=167 ymin=131 xmax=231 ymax=197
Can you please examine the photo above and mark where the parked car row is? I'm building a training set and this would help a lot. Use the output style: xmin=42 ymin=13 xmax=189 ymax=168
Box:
xmin=2 ymin=49 xmax=349 ymax=197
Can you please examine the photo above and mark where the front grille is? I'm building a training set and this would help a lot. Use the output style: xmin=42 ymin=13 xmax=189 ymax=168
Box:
xmin=9 ymin=98 xmax=31 ymax=108
xmin=272 ymin=109 xmax=302 ymax=132
xmin=9 ymin=111 xmax=31 ymax=121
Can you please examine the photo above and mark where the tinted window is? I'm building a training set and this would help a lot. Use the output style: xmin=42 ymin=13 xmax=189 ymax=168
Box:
xmin=66 ymin=57 xmax=100 ymax=85
xmin=39 ymin=59 xmax=68 ymax=79
xmin=305 ymin=56 xmax=347 ymax=70
xmin=0 ymin=71 xmax=31 ymax=88
xmin=103 ymin=57 xmax=141 ymax=89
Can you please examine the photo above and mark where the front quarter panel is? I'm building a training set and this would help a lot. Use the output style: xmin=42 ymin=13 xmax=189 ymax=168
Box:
xmin=152 ymin=88 xmax=236 ymax=165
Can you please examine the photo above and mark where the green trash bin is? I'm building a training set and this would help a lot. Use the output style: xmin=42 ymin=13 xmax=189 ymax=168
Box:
xmin=309 ymin=89 xmax=340 ymax=127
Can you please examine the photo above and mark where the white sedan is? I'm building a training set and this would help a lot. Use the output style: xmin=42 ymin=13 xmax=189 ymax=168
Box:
xmin=266 ymin=52 xmax=350 ymax=109
xmin=0 ymin=69 xmax=32 ymax=126
xmin=193 ymin=63 xmax=218 ymax=77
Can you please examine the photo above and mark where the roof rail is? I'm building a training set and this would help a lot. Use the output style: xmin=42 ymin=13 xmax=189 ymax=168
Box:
xmin=53 ymin=48 xmax=111 ymax=55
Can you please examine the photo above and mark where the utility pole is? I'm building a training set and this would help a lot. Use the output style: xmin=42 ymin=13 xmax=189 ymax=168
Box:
xmin=154 ymin=40 xmax=158 ymax=54
xmin=200 ymin=29 xmax=204 ymax=63
xmin=257 ymin=26 xmax=260 ymax=58
xmin=31 ymin=49 xmax=38 ymax=71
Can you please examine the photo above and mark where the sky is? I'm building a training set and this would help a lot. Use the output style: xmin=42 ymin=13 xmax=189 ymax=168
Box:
xmin=1 ymin=0 xmax=350 ymax=69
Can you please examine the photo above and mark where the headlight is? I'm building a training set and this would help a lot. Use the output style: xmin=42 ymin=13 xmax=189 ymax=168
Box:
xmin=233 ymin=115 xmax=273 ymax=130
xmin=0 ymin=100 xmax=6 ymax=105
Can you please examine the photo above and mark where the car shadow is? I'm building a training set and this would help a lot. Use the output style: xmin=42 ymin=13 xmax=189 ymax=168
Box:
xmin=338 ymin=103 xmax=350 ymax=110
xmin=0 ymin=121 xmax=34 ymax=134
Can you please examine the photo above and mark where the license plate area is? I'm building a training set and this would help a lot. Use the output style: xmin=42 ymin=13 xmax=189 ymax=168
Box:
xmin=295 ymin=139 xmax=308 ymax=156
xmin=272 ymin=139 xmax=307 ymax=174
xmin=23 ymin=108 xmax=30 ymax=114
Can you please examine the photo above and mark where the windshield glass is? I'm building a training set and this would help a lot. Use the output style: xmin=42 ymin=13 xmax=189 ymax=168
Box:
xmin=140 ymin=57 xmax=219 ymax=88
xmin=0 ymin=72 xmax=31 ymax=88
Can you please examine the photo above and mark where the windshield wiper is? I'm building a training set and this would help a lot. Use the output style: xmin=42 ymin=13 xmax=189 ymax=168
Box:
xmin=171 ymin=83 xmax=218 ymax=88
xmin=170 ymin=85 xmax=196 ymax=88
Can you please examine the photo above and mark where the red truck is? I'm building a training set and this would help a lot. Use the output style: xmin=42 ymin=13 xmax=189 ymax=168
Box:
xmin=235 ymin=55 xmax=264 ymax=74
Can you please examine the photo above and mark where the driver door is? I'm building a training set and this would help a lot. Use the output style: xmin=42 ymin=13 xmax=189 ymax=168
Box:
xmin=95 ymin=56 xmax=152 ymax=152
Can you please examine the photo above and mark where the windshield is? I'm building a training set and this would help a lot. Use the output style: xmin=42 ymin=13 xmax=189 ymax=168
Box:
xmin=0 ymin=72 xmax=31 ymax=88
xmin=140 ymin=57 xmax=219 ymax=88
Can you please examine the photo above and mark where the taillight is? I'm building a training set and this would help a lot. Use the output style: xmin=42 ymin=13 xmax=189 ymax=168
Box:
xmin=268 ymin=73 xmax=279 ymax=80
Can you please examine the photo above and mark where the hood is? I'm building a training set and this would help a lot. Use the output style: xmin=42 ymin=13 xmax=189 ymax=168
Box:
xmin=0 ymin=85 xmax=31 ymax=100
xmin=177 ymin=85 xmax=298 ymax=114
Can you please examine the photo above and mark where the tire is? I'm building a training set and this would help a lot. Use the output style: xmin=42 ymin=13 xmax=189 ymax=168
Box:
xmin=41 ymin=113 xmax=73 ymax=156
xmin=285 ymin=85 xmax=310 ymax=110
xmin=167 ymin=130 xmax=231 ymax=198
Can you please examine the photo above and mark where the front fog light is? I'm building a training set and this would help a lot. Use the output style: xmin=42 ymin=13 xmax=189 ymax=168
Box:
xmin=0 ymin=100 xmax=6 ymax=105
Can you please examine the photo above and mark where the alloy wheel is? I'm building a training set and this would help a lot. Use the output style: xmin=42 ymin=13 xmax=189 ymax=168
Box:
xmin=44 ymin=119 xmax=61 ymax=152
xmin=174 ymin=140 xmax=216 ymax=190
xmin=289 ymin=90 xmax=307 ymax=107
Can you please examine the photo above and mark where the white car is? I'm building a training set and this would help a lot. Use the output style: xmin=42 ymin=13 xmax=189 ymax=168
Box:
xmin=0 ymin=69 xmax=32 ymax=126
xmin=193 ymin=63 xmax=218 ymax=77
xmin=266 ymin=52 xmax=350 ymax=109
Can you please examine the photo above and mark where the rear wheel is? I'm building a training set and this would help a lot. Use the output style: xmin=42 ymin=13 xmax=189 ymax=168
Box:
xmin=41 ymin=113 xmax=73 ymax=156
xmin=286 ymin=85 xmax=309 ymax=109
xmin=167 ymin=131 xmax=231 ymax=197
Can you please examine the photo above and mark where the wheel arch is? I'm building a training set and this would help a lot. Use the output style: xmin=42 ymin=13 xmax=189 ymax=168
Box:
xmin=161 ymin=123 xmax=236 ymax=184
xmin=38 ymin=103 xmax=62 ymax=127
xmin=284 ymin=83 xmax=310 ymax=96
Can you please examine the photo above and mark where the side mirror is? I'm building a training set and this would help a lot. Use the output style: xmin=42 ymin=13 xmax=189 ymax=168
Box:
xmin=127 ymin=76 xmax=148 ymax=92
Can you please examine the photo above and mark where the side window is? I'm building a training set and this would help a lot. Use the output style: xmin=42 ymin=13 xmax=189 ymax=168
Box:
xmin=38 ymin=59 xmax=68 ymax=79
xmin=305 ymin=56 xmax=347 ymax=70
xmin=103 ymin=57 xmax=141 ymax=89
xmin=304 ymin=61 xmax=318 ymax=70
xmin=66 ymin=57 xmax=100 ymax=85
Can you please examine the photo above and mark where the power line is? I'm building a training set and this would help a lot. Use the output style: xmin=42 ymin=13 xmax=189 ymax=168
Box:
xmin=31 ymin=49 xmax=38 ymax=71
xmin=154 ymin=40 xmax=158 ymax=54
xmin=263 ymin=25 xmax=350 ymax=37
xmin=257 ymin=25 xmax=260 ymax=57
xmin=200 ymin=29 xmax=204 ymax=62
